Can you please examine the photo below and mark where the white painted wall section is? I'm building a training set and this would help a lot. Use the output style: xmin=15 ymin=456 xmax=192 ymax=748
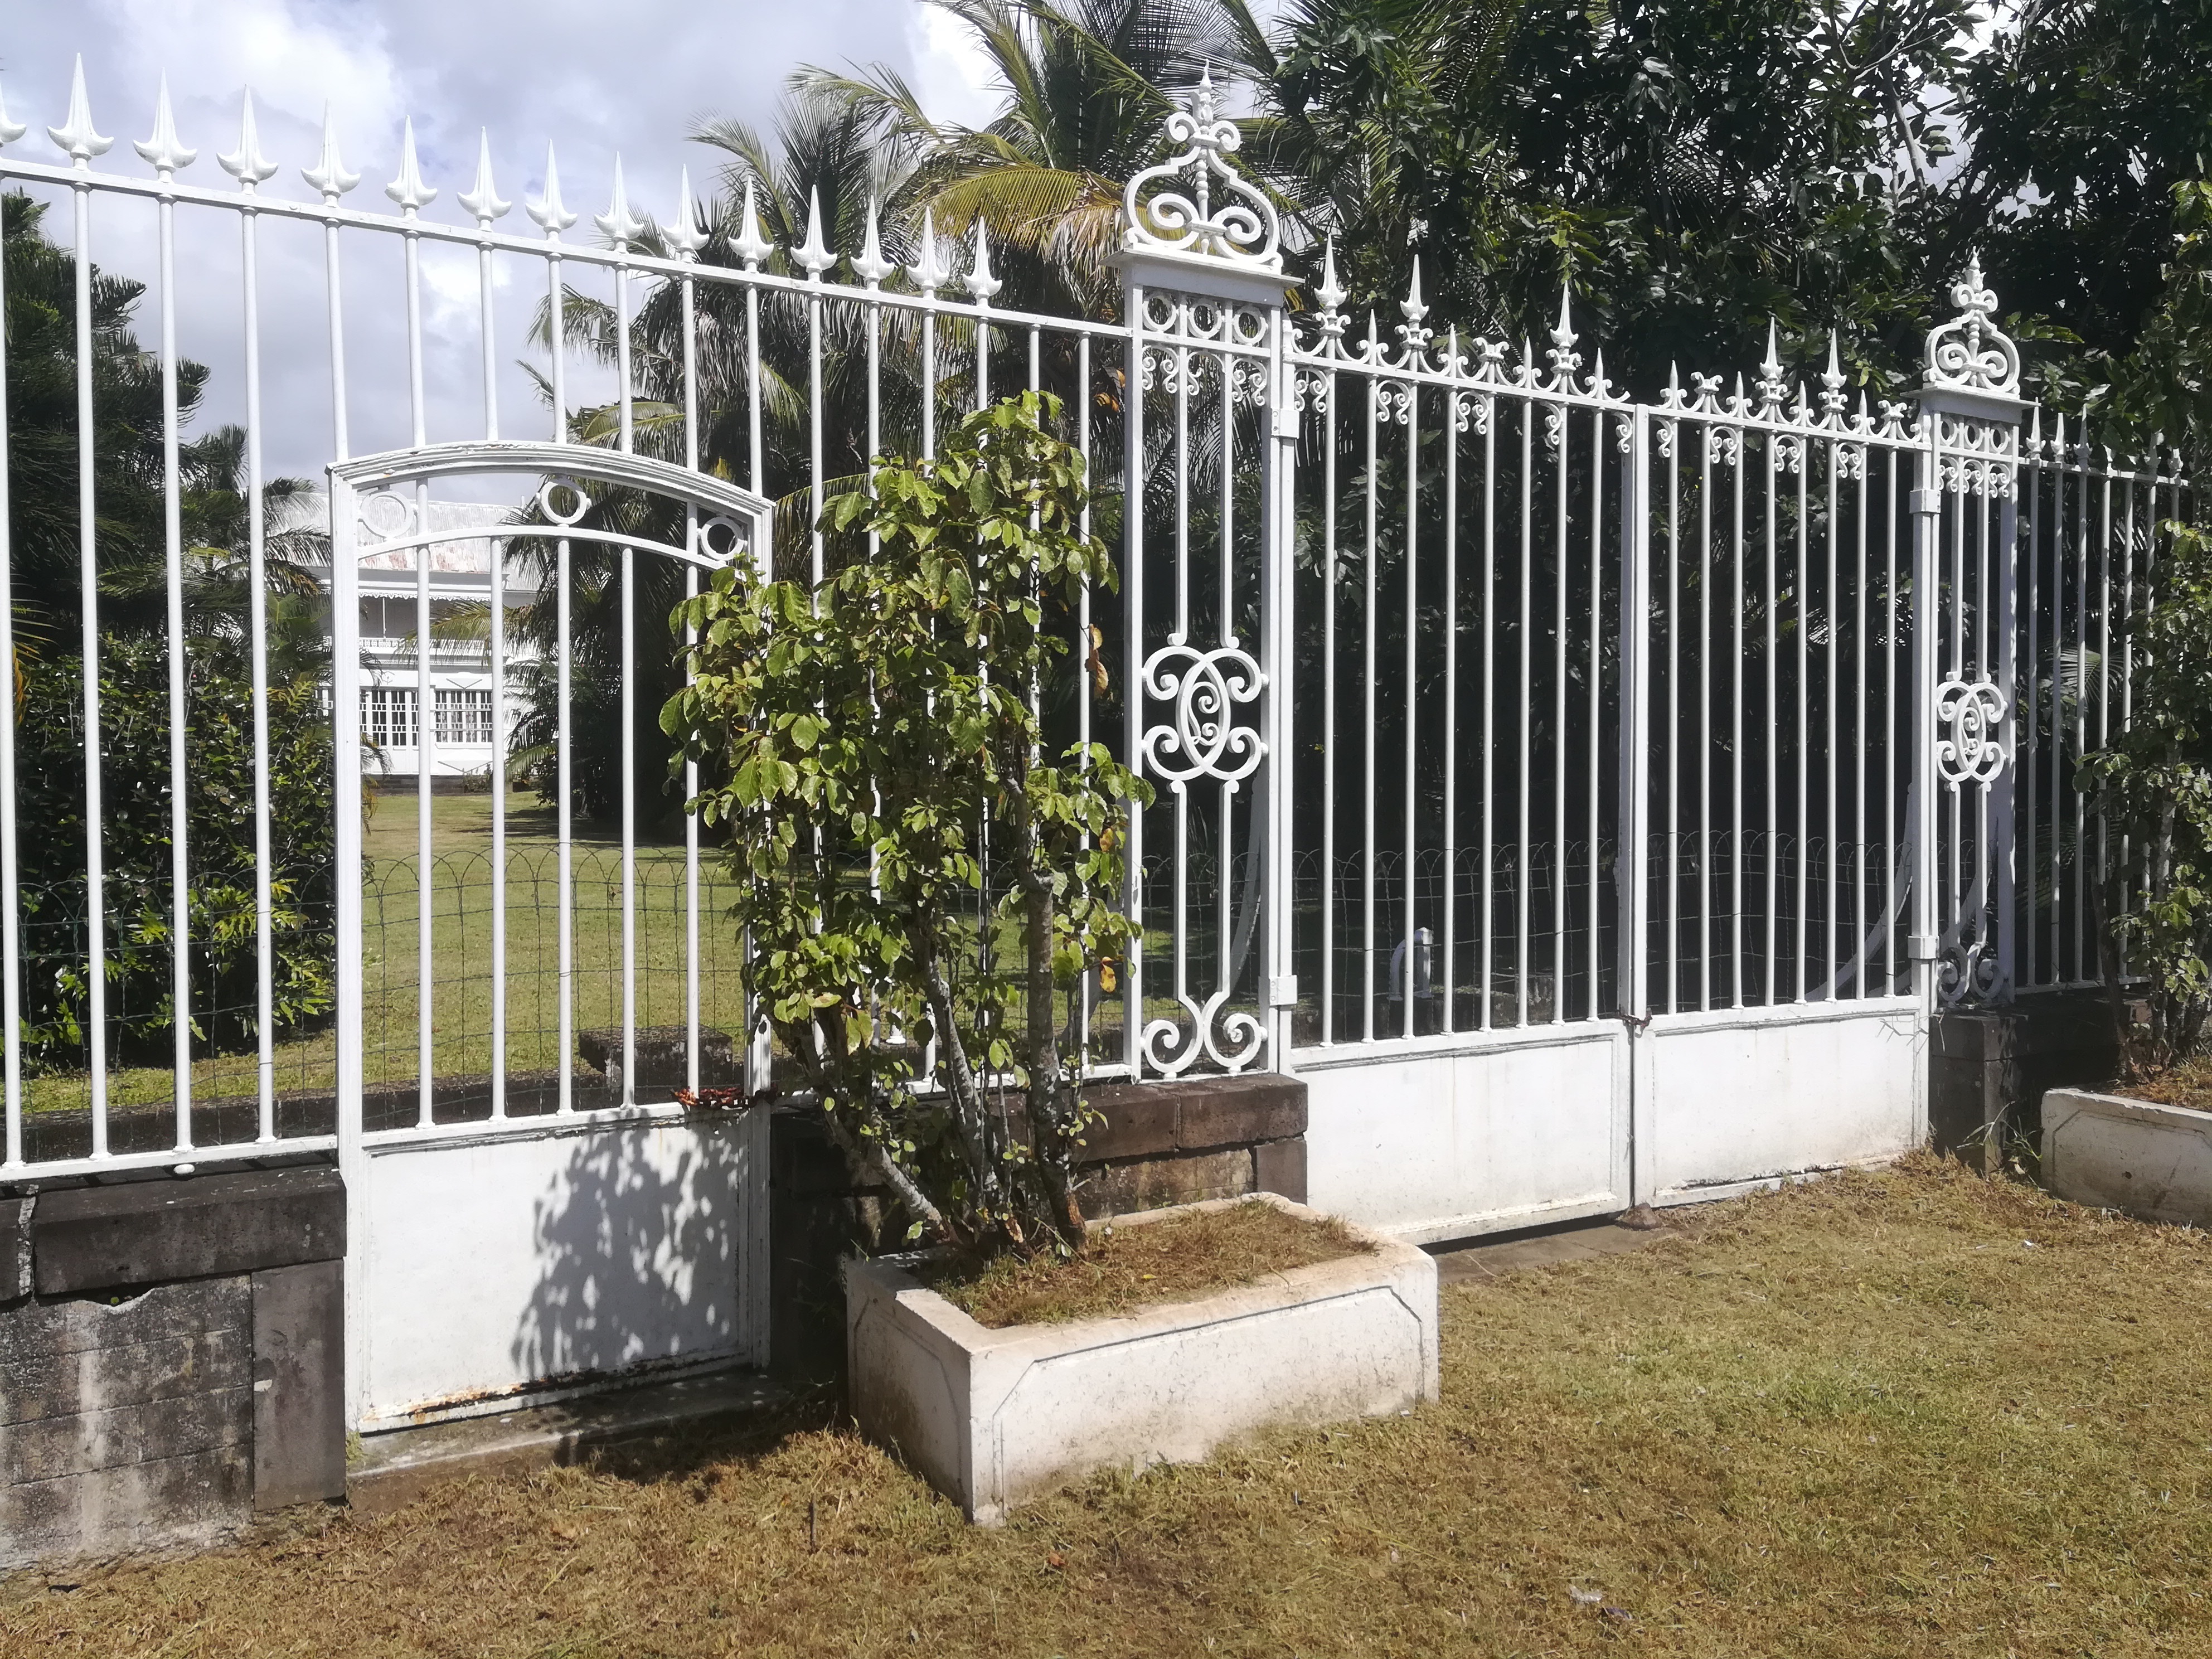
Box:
xmin=1644 ymin=1004 xmax=1923 ymax=1204
xmin=1298 ymin=1030 xmax=1628 ymax=1242
xmin=355 ymin=1114 xmax=763 ymax=1431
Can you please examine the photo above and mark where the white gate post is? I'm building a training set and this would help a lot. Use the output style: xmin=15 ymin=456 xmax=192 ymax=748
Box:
xmin=1618 ymin=404 xmax=1653 ymax=1201
xmin=328 ymin=474 xmax=367 ymax=1432
xmin=1111 ymin=74 xmax=1297 ymax=1076
xmin=1917 ymin=256 xmax=2027 ymax=1010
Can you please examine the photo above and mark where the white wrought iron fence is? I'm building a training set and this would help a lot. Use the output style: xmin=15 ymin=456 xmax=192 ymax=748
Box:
xmin=0 ymin=60 xmax=2192 ymax=1188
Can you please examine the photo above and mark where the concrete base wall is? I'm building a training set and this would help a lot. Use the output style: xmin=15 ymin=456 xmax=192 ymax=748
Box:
xmin=846 ymin=1196 xmax=1438 ymax=1524
xmin=0 ymin=1163 xmax=346 ymax=1574
xmin=2043 ymin=1087 xmax=2212 ymax=1225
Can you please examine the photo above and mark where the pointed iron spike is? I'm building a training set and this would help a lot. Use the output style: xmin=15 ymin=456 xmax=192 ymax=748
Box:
xmin=1400 ymin=254 xmax=1425 ymax=323
xmin=385 ymin=117 xmax=436 ymax=215
xmin=134 ymin=73 xmax=196 ymax=177
xmin=0 ymin=75 xmax=26 ymax=148
xmin=730 ymin=176 xmax=773 ymax=268
xmin=594 ymin=154 xmax=646 ymax=245
xmin=302 ymin=104 xmax=361 ymax=201
xmin=1823 ymin=328 xmax=1844 ymax=388
xmin=851 ymin=195 xmax=894 ymax=287
xmin=967 ymin=219 xmax=1001 ymax=302
xmin=1669 ymin=361 xmax=1681 ymax=395
xmin=218 ymin=89 xmax=276 ymax=189
xmin=795 ymin=185 xmax=833 ymax=277
xmin=527 ymin=142 xmax=578 ymax=236
xmin=664 ymin=165 xmax=707 ymax=259
xmin=457 ymin=129 xmax=511 ymax=226
xmin=1761 ymin=318 xmax=1782 ymax=377
xmin=2030 ymin=404 xmax=2043 ymax=442
xmin=48 ymin=55 xmax=114 ymax=166
xmin=1314 ymin=233 xmax=1347 ymax=313
xmin=1553 ymin=279 xmax=1575 ymax=346
xmin=908 ymin=206 xmax=948 ymax=292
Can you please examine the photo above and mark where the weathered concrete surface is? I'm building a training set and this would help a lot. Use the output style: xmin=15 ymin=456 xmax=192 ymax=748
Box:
xmin=252 ymin=1261 xmax=346 ymax=1512
xmin=1430 ymin=1214 xmax=1676 ymax=1286
xmin=30 ymin=1166 xmax=345 ymax=1296
xmin=347 ymin=1370 xmax=785 ymax=1516
xmin=0 ymin=1278 xmax=255 ymax=1571
xmin=2043 ymin=1087 xmax=2212 ymax=1226
xmin=846 ymin=1195 xmax=1439 ymax=1525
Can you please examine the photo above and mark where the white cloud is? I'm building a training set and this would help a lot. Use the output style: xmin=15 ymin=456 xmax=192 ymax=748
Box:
xmin=906 ymin=2 xmax=1002 ymax=132
xmin=2 ymin=0 xmax=990 ymax=488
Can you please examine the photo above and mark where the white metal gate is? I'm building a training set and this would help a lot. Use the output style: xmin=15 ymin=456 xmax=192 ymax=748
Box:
xmin=0 ymin=62 xmax=2186 ymax=1422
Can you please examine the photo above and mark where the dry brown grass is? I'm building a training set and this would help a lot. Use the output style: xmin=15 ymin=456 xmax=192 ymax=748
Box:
xmin=11 ymin=1156 xmax=2212 ymax=1657
xmin=2112 ymin=1055 xmax=2212 ymax=1111
xmin=923 ymin=1199 xmax=1371 ymax=1328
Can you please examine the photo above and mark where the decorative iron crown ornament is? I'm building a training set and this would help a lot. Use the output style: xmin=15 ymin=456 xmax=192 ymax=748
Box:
xmin=1924 ymin=253 xmax=2020 ymax=398
xmin=1121 ymin=69 xmax=1280 ymax=271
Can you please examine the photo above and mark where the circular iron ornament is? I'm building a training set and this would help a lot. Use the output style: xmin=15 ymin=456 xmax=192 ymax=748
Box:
xmin=357 ymin=488 xmax=416 ymax=543
xmin=536 ymin=476 xmax=591 ymax=527
xmin=1139 ymin=644 xmax=1265 ymax=788
xmin=695 ymin=513 xmax=748 ymax=564
xmin=1934 ymin=678 xmax=2008 ymax=786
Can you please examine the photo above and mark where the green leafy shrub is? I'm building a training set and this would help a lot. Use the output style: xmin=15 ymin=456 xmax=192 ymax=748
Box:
xmin=2078 ymin=518 xmax=2212 ymax=1074
xmin=16 ymin=636 xmax=339 ymax=1073
xmin=664 ymin=391 xmax=1149 ymax=1253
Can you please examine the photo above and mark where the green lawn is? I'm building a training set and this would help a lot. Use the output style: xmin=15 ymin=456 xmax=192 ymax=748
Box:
xmin=9 ymin=1158 xmax=2211 ymax=1655
xmin=25 ymin=790 xmax=1154 ymax=1118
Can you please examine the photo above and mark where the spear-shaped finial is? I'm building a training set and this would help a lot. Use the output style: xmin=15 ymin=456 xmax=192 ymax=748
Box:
xmin=664 ymin=166 xmax=706 ymax=259
xmin=594 ymin=156 xmax=646 ymax=245
xmin=457 ymin=129 xmax=510 ymax=226
xmin=385 ymin=118 xmax=436 ymax=215
xmin=1400 ymin=255 xmax=1427 ymax=325
xmin=218 ymin=89 xmax=276 ymax=190
xmin=851 ymin=195 xmax=894 ymax=287
xmin=302 ymin=104 xmax=361 ymax=201
xmin=1755 ymin=318 xmax=1787 ymax=409
xmin=527 ymin=142 xmax=578 ymax=236
xmin=909 ymin=207 xmax=949 ymax=293
xmin=0 ymin=75 xmax=27 ymax=148
xmin=731 ymin=176 xmax=773 ymax=269
xmin=134 ymin=73 xmax=195 ymax=177
xmin=1551 ymin=279 xmax=1576 ymax=352
xmin=1314 ymin=233 xmax=1347 ymax=314
xmin=795 ymin=186 xmax=833 ymax=278
xmin=1821 ymin=328 xmax=1847 ymax=417
xmin=48 ymin=56 xmax=113 ymax=167
xmin=967 ymin=220 xmax=1001 ymax=303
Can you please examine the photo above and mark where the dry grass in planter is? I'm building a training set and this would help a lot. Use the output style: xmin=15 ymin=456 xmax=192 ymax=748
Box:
xmin=918 ymin=1197 xmax=1373 ymax=1328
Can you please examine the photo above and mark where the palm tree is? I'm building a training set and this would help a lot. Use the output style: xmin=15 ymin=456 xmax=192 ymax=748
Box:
xmin=798 ymin=0 xmax=1262 ymax=318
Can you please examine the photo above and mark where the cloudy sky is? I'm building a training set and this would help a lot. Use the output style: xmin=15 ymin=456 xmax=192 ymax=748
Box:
xmin=0 ymin=1 xmax=1003 ymax=488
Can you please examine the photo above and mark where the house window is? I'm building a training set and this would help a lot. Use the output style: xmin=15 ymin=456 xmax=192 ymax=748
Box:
xmin=362 ymin=687 xmax=417 ymax=748
xmin=435 ymin=688 xmax=495 ymax=745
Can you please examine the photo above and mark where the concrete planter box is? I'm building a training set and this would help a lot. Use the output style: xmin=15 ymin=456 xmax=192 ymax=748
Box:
xmin=845 ymin=1195 xmax=1439 ymax=1524
xmin=2043 ymin=1086 xmax=2212 ymax=1225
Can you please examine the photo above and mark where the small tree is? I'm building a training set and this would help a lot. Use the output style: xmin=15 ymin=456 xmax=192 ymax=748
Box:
xmin=663 ymin=391 xmax=1148 ymax=1254
xmin=2078 ymin=518 xmax=2212 ymax=1075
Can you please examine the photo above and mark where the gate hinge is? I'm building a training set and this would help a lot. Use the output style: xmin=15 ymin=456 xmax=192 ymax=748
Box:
xmin=1267 ymin=974 xmax=1300 ymax=1008
xmin=1909 ymin=488 xmax=1942 ymax=518
xmin=1907 ymin=934 xmax=1942 ymax=962
xmin=1270 ymin=406 xmax=1300 ymax=440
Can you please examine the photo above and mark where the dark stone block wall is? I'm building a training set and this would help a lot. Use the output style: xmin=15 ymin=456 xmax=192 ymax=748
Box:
xmin=1930 ymin=988 xmax=2129 ymax=1174
xmin=1 ymin=1161 xmax=347 ymax=1574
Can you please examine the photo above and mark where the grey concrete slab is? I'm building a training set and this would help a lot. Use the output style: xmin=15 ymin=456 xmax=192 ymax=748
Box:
xmin=252 ymin=1260 xmax=345 ymax=1512
xmin=347 ymin=1370 xmax=786 ymax=1517
xmin=1432 ymin=1216 xmax=1676 ymax=1286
